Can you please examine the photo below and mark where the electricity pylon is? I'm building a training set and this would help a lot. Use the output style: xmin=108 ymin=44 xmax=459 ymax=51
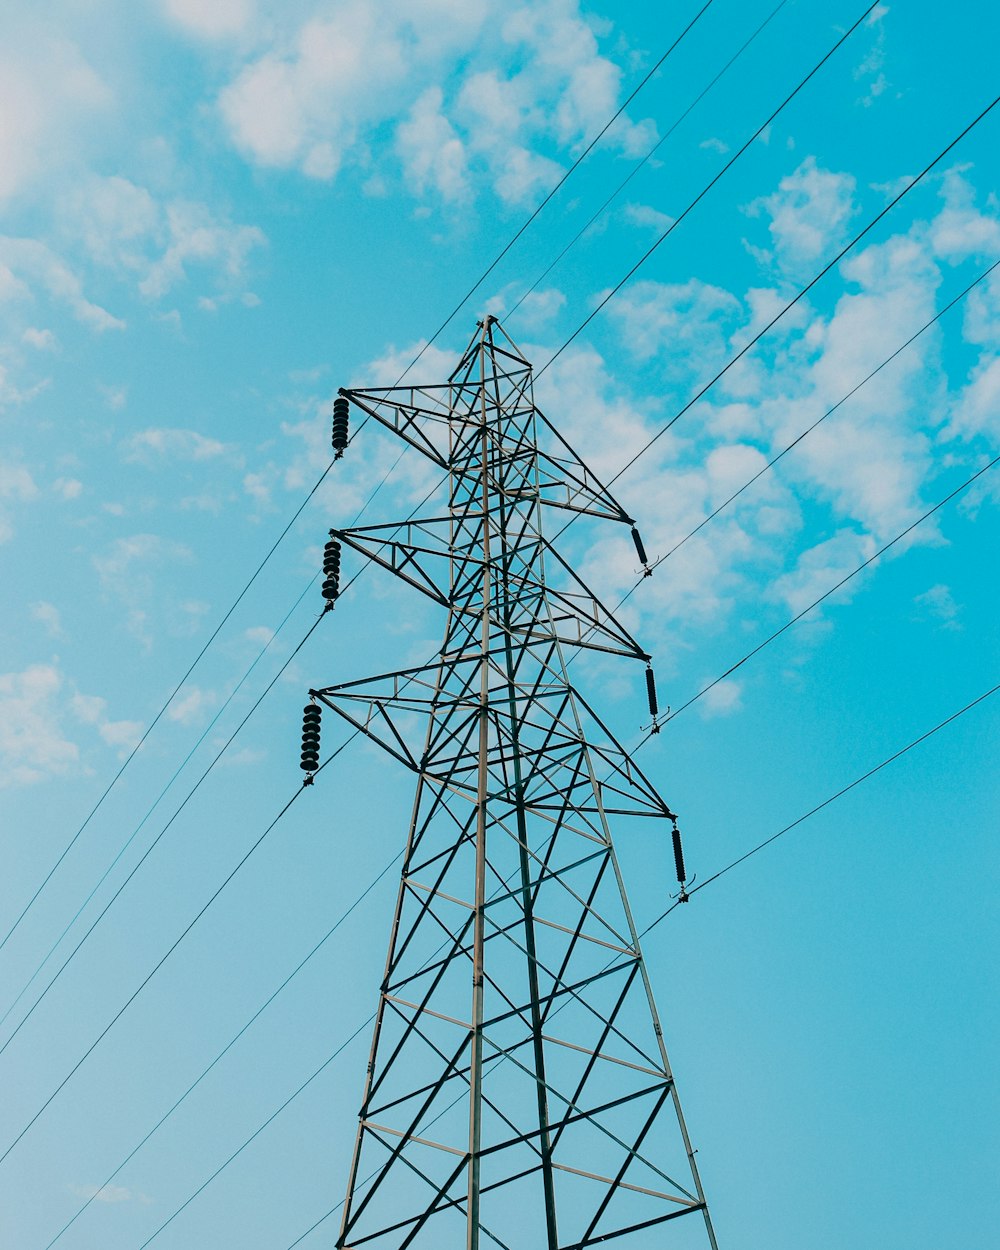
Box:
xmin=306 ymin=317 xmax=718 ymax=1249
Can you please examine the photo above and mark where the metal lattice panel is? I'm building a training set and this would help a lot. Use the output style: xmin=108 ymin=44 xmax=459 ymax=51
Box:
xmin=308 ymin=318 xmax=718 ymax=1250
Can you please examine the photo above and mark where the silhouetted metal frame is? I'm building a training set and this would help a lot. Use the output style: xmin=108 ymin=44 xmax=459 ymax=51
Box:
xmin=311 ymin=318 xmax=718 ymax=1250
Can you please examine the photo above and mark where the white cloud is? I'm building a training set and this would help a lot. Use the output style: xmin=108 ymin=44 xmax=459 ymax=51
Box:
xmin=485 ymin=285 xmax=565 ymax=328
xmin=93 ymin=534 xmax=194 ymax=646
xmin=0 ymin=237 xmax=124 ymax=331
xmin=698 ymin=678 xmax=743 ymax=719
xmin=929 ymin=167 xmax=1000 ymax=263
xmin=913 ymin=583 xmax=961 ymax=631
xmin=69 ymin=690 xmax=143 ymax=752
xmin=606 ymin=278 xmax=743 ymax=382
xmin=69 ymin=1182 xmax=145 ymax=1204
xmin=746 ymin=158 xmax=858 ymax=281
xmin=167 ymin=687 xmax=215 ymax=726
xmin=100 ymin=384 xmax=128 ymax=411
xmin=139 ymin=201 xmax=266 ymax=299
xmin=623 ymin=203 xmax=674 ymax=234
xmin=396 ymin=88 xmax=469 ymax=203
xmin=855 ymin=5 xmax=891 ymax=108
xmin=124 ymin=428 xmax=234 ymax=463
xmin=700 ymin=137 xmax=729 ymax=155
xmin=61 ymin=176 xmax=266 ymax=302
xmin=0 ymin=462 xmax=39 ymax=542
xmin=30 ymin=602 xmax=64 ymax=639
xmin=947 ymin=355 xmax=1000 ymax=443
xmin=54 ymin=477 xmax=83 ymax=500
xmin=0 ymin=665 xmax=79 ymax=787
xmin=214 ymin=0 xmax=653 ymax=207
xmin=243 ymin=471 xmax=272 ymax=506
xmin=22 ymin=326 xmax=56 ymax=350
xmin=162 ymin=0 xmax=255 ymax=40
xmin=0 ymin=464 xmax=38 ymax=502
xmin=0 ymin=32 xmax=111 ymax=203
xmin=769 ymin=530 xmax=876 ymax=616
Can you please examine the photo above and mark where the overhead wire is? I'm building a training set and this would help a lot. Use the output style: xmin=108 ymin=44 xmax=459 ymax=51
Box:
xmin=397 ymin=0 xmax=716 ymax=382
xmin=0 ymin=575 xmax=319 ymax=1033
xmin=657 ymin=451 xmax=1000 ymax=726
xmin=508 ymin=0 xmax=792 ymax=319
xmin=101 ymin=444 xmax=1000 ymax=1246
xmin=0 ymin=0 xmax=739 ymax=1084
xmin=116 ymin=102 xmax=1000 ymax=1250
xmin=0 ymin=464 xmax=336 ymax=961
xmin=592 ymin=90 xmax=1000 ymax=483
xmin=641 ymin=678 xmax=1000 ymax=937
xmin=0 ymin=475 xmax=461 ymax=1160
xmin=116 ymin=838 xmax=565 ymax=1249
xmin=613 ymin=256 xmax=1000 ymax=609
xmin=21 ymin=3 xmax=998 ymax=1235
xmin=42 ymin=843 xmax=404 ymax=1249
xmin=534 ymin=0 xmax=885 ymax=383
xmin=0 ymin=616 xmax=336 ymax=1163
xmin=2 ymin=2 xmax=697 ymax=965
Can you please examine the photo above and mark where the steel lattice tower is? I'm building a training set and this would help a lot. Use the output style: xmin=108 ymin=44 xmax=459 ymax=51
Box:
xmin=307 ymin=318 xmax=718 ymax=1249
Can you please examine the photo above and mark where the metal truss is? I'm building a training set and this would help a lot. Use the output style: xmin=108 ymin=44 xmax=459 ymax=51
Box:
xmin=308 ymin=317 xmax=719 ymax=1249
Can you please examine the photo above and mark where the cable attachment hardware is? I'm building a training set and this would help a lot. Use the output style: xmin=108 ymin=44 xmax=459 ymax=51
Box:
xmin=322 ymin=537 xmax=342 ymax=607
xmin=300 ymin=700 xmax=321 ymax=777
xmin=332 ymin=394 xmax=350 ymax=459
xmin=631 ymin=526 xmax=653 ymax=577
xmin=671 ymin=819 xmax=689 ymax=902
xmin=645 ymin=664 xmax=660 ymax=734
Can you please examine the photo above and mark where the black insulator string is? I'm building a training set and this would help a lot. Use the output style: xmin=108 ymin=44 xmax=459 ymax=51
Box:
xmin=641 ymin=679 xmax=1000 ymax=937
xmin=508 ymin=0 xmax=791 ymax=319
xmin=535 ymin=0 xmax=884 ymax=383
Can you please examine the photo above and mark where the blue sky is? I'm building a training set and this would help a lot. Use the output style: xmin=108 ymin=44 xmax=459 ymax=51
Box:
xmin=0 ymin=0 xmax=998 ymax=1246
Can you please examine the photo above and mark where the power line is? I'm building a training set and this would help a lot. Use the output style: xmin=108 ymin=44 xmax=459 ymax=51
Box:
xmin=400 ymin=0 xmax=716 ymax=381
xmin=42 ymin=842 xmax=402 ymax=1250
xmin=536 ymin=0 xmax=884 ymax=382
xmin=641 ymin=678 xmax=1000 ymax=938
xmin=119 ymin=841 xmax=553 ymax=1249
xmin=598 ymin=91 xmax=1000 ymax=486
xmin=0 ymin=463 xmax=336 ymax=961
xmin=10 ymin=0 xmax=850 ymax=1006
xmin=659 ymin=452 xmax=1000 ymax=725
xmin=0 ymin=451 xmax=459 ymax=1060
xmin=104 ymin=431 xmax=999 ymax=1250
xmin=0 ymin=576 xmax=319 ymax=1034
xmin=3 ymin=5 xmax=693 ymax=965
xmin=113 ymin=227 xmax=1000 ymax=1250
xmin=509 ymin=0 xmax=791 ymax=319
xmin=136 ymin=1019 xmax=374 ymax=1250
xmin=605 ymin=256 xmax=1000 ymax=615
xmin=0 ymin=618 xmax=336 ymax=1164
